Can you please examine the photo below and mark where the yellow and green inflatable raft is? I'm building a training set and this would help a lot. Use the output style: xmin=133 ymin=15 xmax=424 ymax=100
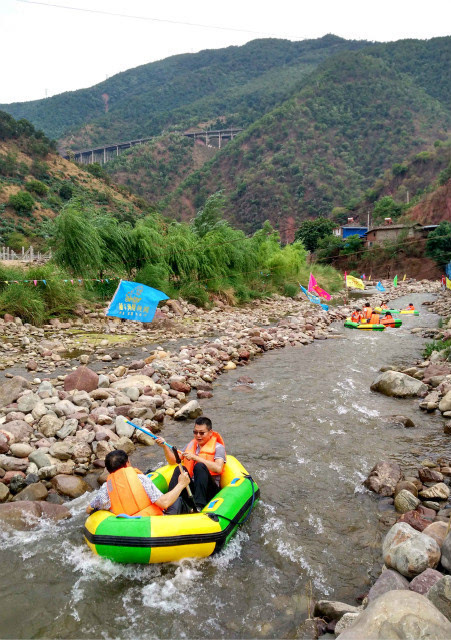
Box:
xmin=344 ymin=317 xmax=385 ymax=331
xmin=84 ymin=456 xmax=259 ymax=563
xmin=375 ymin=308 xmax=419 ymax=315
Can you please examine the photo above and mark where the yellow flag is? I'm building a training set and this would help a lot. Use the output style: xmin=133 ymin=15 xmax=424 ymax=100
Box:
xmin=446 ymin=278 xmax=451 ymax=290
xmin=346 ymin=275 xmax=365 ymax=290
xmin=403 ymin=274 xmax=406 ymax=281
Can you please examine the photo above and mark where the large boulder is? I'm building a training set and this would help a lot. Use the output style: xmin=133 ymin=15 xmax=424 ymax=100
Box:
xmin=313 ymin=600 xmax=360 ymax=621
xmin=338 ymin=590 xmax=451 ymax=639
xmin=383 ymin=523 xmax=441 ymax=578
xmin=427 ymin=576 xmax=451 ymax=621
xmin=11 ymin=482 xmax=48 ymax=502
xmin=38 ymin=414 xmax=64 ymax=438
xmin=370 ymin=371 xmax=428 ymax=397
xmin=0 ymin=376 xmax=31 ymax=408
xmin=410 ymin=569 xmax=444 ymax=595
xmin=363 ymin=461 xmax=402 ymax=496
xmin=419 ymin=483 xmax=450 ymax=501
xmin=51 ymin=474 xmax=92 ymax=498
xmin=439 ymin=532 xmax=451 ymax=571
xmin=439 ymin=391 xmax=451 ymax=413
xmin=394 ymin=490 xmax=420 ymax=513
xmin=422 ymin=521 xmax=449 ymax=548
xmin=0 ymin=420 xmax=33 ymax=444
xmin=64 ymin=366 xmax=99 ymax=393
xmin=367 ymin=570 xmax=410 ymax=602
xmin=174 ymin=400 xmax=202 ymax=420
xmin=0 ymin=501 xmax=71 ymax=529
xmin=0 ymin=455 xmax=29 ymax=472
xmin=111 ymin=375 xmax=156 ymax=391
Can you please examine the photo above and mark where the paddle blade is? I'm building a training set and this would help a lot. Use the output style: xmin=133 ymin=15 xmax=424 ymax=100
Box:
xmin=172 ymin=445 xmax=181 ymax=464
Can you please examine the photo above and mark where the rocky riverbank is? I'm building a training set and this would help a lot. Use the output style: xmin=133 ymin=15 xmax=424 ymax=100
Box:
xmin=0 ymin=283 xmax=441 ymax=526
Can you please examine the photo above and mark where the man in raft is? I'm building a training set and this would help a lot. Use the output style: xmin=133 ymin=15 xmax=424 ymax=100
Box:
xmin=380 ymin=301 xmax=389 ymax=309
xmin=362 ymin=303 xmax=373 ymax=323
xmin=156 ymin=416 xmax=226 ymax=511
xmin=369 ymin=310 xmax=380 ymax=325
xmin=350 ymin=308 xmax=363 ymax=323
xmin=405 ymin=303 xmax=415 ymax=310
xmin=86 ymin=449 xmax=191 ymax=516
xmin=381 ymin=311 xmax=394 ymax=326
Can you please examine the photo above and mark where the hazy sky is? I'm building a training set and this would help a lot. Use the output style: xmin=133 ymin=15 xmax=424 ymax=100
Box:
xmin=1 ymin=0 xmax=450 ymax=104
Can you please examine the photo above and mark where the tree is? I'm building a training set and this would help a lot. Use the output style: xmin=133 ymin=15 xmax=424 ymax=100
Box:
xmin=294 ymin=218 xmax=336 ymax=252
xmin=8 ymin=191 xmax=34 ymax=214
xmin=372 ymin=196 xmax=403 ymax=225
xmin=426 ymin=222 xmax=451 ymax=266
xmin=191 ymin=190 xmax=227 ymax=238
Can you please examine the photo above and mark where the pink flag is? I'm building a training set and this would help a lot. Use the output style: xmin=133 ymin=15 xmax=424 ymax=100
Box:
xmin=308 ymin=273 xmax=317 ymax=292
xmin=33 ymin=280 xmax=37 ymax=286
xmin=312 ymin=284 xmax=331 ymax=301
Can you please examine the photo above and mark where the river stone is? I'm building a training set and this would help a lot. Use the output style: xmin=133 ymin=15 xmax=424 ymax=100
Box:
xmin=38 ymin=414 xmax=64 ymax=438
xmin=49 ymin=442 xmax=73 ymax=460
xmin=384 ymin=415 xmax=416 ymax=428
xmin=28 ymin=449 xmax=52 ymax=469
xmin=0 ymin=483 xmax=9 ymax=502
xmin=54 ymin=399 xmax=78 ymax=417
xmin=313 ymin=600 xmax=360 ymax=621
xmin=427 ymin=576 xmax=451 ymax=621
xmin=174 ymin=400 xmax=202 ymax=420
xmin=111 ymin=375 xmax=156 ymax=391
xmin=115 ymin=416 xmax=135 ymax=438
xmin=0 ymin=455 xmax=29 ymax=472
xmin=410 ymin=569 xmax=444 ymax=595
xmin=363 ymin=461 xmax=402 ymax=497
xmin=17 ymin=392 xmax=39 ymax=413
xmin=439 ymin=533 xmax=451 ymax=571
xmin=55 ymin=419 xmax=78 ymax=439
xmin=64 ymin=366 xmax=99 ymax=393
xmin=98 ymin=375 xmax=110 ymax=388
xmin=370 ymin=371 xmax=428 ymax=397
xmin=51 ymin=474 xmax=92 ymax=498
xmin=71 ymin=390 xmax=92 ymax=408
xmin=419 ymin=483 xmax=450 ymax=501
xmin=338 ymin=590 xmax=451 ymax=640
xmin=0 ymin=435 xmax=9 ymax=454
xmin=398 ymin=510 xmax=431 ymax=532
xmin=395 ymin=490 xmax=420 ymax=513
xmin=0 ymin=376 xmax=31 ymax=407
xmin=383 ymin=522 xmax=441 ymax=577
xmin=439 ymin=391 xmax=451 ymax=413
xmin=113 ymin=437 xmax=135 ymax=454
xmin=32 ymin=401 xmax=49 ymax=421
xmin=419 ymin=467 xmax=444 ymax=483
xmin=12 ymin=482 xmax=48 ymax=501
xmin=1 ymin=420 xmax=33 ymax=443
xmin=38 ymin=465 xmax=57 ymax=479
xmin=9 ymin=443 xmax=33 ymax=458
xmin=395 ymin=481 xmax=418 ymax=498
xmin=0 ymin=501 xmax=71 ymax=529
xmin=367 ymin=569 xmax=410 ymax=602
xmin=334 ymin=612 xmax=360 ymax=636
xmin=422 ymin=522 xmax=449 ymax=548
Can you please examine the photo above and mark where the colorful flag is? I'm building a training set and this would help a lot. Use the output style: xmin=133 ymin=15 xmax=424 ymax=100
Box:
xmin=402 ymin=274 xmax=406 ymax=281
xmin=376 ymin=281 xmax=385 ymax=292
xmin=346 ymin=275 xmax=365 ymax=290
xmin=106 ymin=280 xmax=169 ymax=323
xmin=393 ymin=275 xmax=398 ymax=287
xmin=361 ymin=274 xmax=366 ymax=280
xmin=446 ymin=278 xmax=451 ymax=290
xmin=308 ymin=273 xmax=317 ymax=292
xmin=300 ymin=285 xmax=329 ymax=311
xmin=312 ymin=284 xmax=331 ymax=301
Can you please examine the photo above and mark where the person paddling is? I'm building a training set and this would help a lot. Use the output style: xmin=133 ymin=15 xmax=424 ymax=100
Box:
xmin=405 ymin=303 xmax=415 ymax=310
xmin=380 ymin=301 xmax=389 ymax=310
xmin=156 ymin=416 xmax=226 ymax=511
xmin=351 ymin=308 xmax=362 ymax=323
xmin=86 ymin=450 xmax=190 ymax=516
xmin=381 ymin=311 xmax=394 ymax=326
xmin=369 ymin=311 xmax=380 ymax=325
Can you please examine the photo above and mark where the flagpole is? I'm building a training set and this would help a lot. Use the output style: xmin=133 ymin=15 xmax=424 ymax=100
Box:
xmin=105 ymin=279 xmax=122 ymax=317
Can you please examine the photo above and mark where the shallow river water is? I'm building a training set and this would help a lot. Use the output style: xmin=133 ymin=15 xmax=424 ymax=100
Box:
xmin=0 ymin=292 xmax=448 ymax=639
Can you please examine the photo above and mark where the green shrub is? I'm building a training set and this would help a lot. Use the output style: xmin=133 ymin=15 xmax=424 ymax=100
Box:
xmin=25 ymin=179 xmax=48 ymax=196
xmin=178 ymin=281 xmax=210 ymax=307
xmin=283 ymin=283 xmax=299 ymax=298
xmin=8 ymin=191 xmax=34 ymax=213
xmin=59 ymin=183 xmax=73 ymax=200
xmin=0 ymin=284 xmax=45 ymax=324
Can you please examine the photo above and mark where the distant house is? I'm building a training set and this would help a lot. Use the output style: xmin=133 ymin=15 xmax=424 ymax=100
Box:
xmin=336 ymin=222 xmax=368 ymax=239
xmin=365 ymin=222 xmax=425 ymax=247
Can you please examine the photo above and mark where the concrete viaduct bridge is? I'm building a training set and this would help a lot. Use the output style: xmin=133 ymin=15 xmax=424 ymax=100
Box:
xmin=61 ymin=128 xmax=243 ymax=165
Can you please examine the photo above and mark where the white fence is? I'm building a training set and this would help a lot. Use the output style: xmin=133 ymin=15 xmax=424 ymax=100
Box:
xmin=0 ymin=246 xmax=52 ymax=262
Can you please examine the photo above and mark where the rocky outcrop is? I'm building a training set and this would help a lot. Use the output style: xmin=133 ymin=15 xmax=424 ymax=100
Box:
xmin=370 ymin=371 xmax=428 ymax=398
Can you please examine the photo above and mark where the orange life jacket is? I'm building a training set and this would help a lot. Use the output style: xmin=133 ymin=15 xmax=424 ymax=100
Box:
xmin=381 ymin=316 xmax=394 ymax=326
xmin=406 ymin=304 xmax=415 ymax=310
xmin=351 ymin=312 xmax=362 ymax=323
xmin=370 ymin=313 xmax=380 ymax=325
xmin=106 ymin=466 xmax=163 ymax=517
xmin=363 ymin=307 xmax=372 ymax=320
xmin=380 ymin=304 xmax=388 ymax=309
xmin=183 ymin=431 xmax=225 ymax=478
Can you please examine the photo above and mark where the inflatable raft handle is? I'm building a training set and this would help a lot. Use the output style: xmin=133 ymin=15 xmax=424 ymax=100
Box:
xmin=116 ymin=514 xmax=142 ymax=519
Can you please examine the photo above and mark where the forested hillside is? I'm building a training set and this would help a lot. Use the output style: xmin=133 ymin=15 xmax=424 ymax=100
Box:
xmin=161 ymin=39 xmax=450 ymax=236
xmin=0 ymin=111 xmax=148 ymax=247
xmin=0 ymin=36 xmax=370 ymax=147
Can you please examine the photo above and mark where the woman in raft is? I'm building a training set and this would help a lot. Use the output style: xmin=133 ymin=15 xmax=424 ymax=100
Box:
xmin=405 ymin=302 xmax=415 ymax=310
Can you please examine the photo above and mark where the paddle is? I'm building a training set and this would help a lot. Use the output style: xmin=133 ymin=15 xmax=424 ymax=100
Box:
xmin=125 ymin=418 xmax=198 ymax=513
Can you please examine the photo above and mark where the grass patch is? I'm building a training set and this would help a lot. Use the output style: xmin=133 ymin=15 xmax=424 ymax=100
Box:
xmin=424 ymin=339 xmax=451 ymax=359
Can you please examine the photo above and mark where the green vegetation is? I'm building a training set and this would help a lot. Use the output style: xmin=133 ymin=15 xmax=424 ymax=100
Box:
xmin=8 ymin=190 xmax=34 ymax=214
xmin=426 ymin=221 xmax=451 ymax=266
xmin=423 ymin=339 xmax=451 ymax=360
xmin=295 ymin=218 xmax=336 ymax=252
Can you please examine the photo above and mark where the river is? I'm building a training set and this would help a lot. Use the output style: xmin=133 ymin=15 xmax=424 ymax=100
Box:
xmin=0 ymin=292 xmax=447 ymax=639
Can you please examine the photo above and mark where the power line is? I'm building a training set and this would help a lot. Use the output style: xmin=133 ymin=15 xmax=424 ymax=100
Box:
xmin=16 ymin=0 xmax=306 ymax=40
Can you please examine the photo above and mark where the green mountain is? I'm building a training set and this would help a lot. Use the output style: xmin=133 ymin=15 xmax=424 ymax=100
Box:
xmin=160 ymin=38 xmax=450 ymax=237
xmin=0 ymin=36 xmax=370 ymax=147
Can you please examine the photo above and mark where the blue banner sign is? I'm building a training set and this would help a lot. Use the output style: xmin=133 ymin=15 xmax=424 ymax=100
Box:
xmin=106 ymin=280 xmax=169 ymax=323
